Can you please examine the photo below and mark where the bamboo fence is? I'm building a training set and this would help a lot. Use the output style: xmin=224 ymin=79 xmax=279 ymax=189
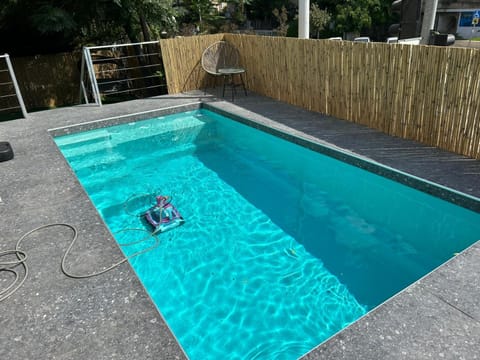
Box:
xmin=161 ymin=34 xmax=480 ymax=159
xmin=11 ymin=51 xmax=81 ymax=109
xmin=160 ymin=34 xmax=224 ymax=93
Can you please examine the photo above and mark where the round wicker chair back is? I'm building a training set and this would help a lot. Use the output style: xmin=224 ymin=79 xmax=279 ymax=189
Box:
xmin=201 ymin=41 xmax=240 ymax=75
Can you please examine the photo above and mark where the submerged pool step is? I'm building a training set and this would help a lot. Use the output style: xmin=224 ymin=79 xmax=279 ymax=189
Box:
xmin=60 ymin=123 xmax=207 ymax=161
xmin=65 ymin=129 xmax=209 ymax=174
xmin=111 ymin=115 xmax=207 ymax=145
xmin=56 ymin=115 xmax=208 ymax=159
xmin=55 ymin=129 xmax=111 ymax=148
xmin=75 ymin=142 xmax=199 ymax=190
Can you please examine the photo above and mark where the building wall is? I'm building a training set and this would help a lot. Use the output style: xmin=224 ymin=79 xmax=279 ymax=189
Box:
xmin=438 ymin=1 xmax=480 ymax=10
xmin=437 ymin=0 xmax=480 ymax=38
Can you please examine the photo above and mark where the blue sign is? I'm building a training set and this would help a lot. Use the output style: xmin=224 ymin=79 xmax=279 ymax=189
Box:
xmin=474 ymin=10 xmax=480 ymax=19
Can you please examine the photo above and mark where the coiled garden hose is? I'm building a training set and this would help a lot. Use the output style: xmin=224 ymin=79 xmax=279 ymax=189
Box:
xmin=0 ymin=223 xmax=159 ymax=302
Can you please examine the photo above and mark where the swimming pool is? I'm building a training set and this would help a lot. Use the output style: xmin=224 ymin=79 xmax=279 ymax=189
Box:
xmin=54 ymin=107 xmax=480 ymax=359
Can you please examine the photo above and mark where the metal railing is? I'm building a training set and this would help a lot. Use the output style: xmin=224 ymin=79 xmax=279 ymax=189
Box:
xmin=0 ymin=54 xmax=28 ymax=118
xmin=79 ymin=41 xmax=166 ymax=106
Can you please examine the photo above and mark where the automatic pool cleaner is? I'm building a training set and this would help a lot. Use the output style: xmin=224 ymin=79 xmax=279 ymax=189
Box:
xmin=144 ymin=195 xmax=184 ymax=233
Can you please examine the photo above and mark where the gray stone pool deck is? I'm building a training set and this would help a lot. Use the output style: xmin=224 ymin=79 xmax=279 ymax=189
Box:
xmin=1 ymin=91 xmax=479 ymax=359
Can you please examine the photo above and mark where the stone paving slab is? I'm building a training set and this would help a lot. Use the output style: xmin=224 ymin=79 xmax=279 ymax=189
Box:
xmin=302 ymin=282 xmax=480 ymax=360
xmin=1 ymin=91 xmax=479 ymax=359
xmin=418 ymin=244 xmax=480 ymax=322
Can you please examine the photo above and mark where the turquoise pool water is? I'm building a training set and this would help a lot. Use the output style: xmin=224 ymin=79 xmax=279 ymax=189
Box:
xmin=55 ymin=108 xmax=480 ymax=359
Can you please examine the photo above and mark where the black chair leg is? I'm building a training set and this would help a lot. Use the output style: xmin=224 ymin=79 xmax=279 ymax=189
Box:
xmin=239 ymin=73 xmax=247 ymax=96
xmin=203 ymin=74 xmax=208 ymax=95
xmin=222 ymin=75 xmax=227 ymax=98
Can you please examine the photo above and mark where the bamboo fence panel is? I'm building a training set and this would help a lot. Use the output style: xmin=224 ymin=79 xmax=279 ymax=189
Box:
xmin=340 ymin=41 xmax=352 ymax=121
xmin=308 ymin=40 xmax=328 ymax=114
xmin=391 ymin=44 xmax=417 ymax=139
xmin=160 ymin=34 xmax=224 ymax=94
xmin=411 ymin=45 xmax=425 ymax=141
xmin=161 ymin=34 xmax=480 ymax=159
xmin=372 ymin=43 xmax=390 ymax=132
xmin=447 ymin=49 xmax=467 ymax=154
xmin=438 ymin=48 xmax=458 ymax=150
xmin=309 ymin=40 xmax=327 ymax=113
xmin=331 ymin=41 xmax=342 ymax=119
xmin=11 ymin=52 xmax=80 ymax=109
xmin=385 ymin=43 xmax=403 ymax=136
xmin=405 ymin=45 xmax=420 ymax=140
xmin=420 ymin=46 xmax=445 ymax=145
xmin=466 ymin=53 xmax=480 ymax=158
xmin=419 ymin=46 xmax=443 ymax=144
xmin=285 ymin=37 xmax=303 ymax=107
xmin=327 ymin=40 xmax=344 ymax=120
xmin=452 ymin=48 xmax=480 ymax=156
xmin=349 ymin=42 xmax=365 ymax=126
xmin=227 ymin=34 xmax=278 ymax=99
xmin=302 ymin=39 xmax=313 ymax=111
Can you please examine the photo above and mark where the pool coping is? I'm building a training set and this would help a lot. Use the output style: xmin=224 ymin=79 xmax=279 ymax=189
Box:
xmin=1 ymin=91 xmax=479 ymax=359
xmin=49 ymin=102 xmax=203 ymax=136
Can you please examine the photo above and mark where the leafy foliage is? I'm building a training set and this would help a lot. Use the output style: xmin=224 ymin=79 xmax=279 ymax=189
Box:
xmin=0 ymin=0 xmax=177 ymax=55
xmin=178 ymin=0 xmax=222 ymax=33
xmin=272 ymin=6 xmax=289 ymax=37
xmin=335 ymin=0 xmax=383 ymax=33
xmin=0 ymin=0 xmax=396 ymax=54
xmin=310 ymin=3 xmax=331 ymax=38
xmin=30 ymin=4 xmax=76 ymax=34
xmin=246 ymin=0 xmax=295 ymax=29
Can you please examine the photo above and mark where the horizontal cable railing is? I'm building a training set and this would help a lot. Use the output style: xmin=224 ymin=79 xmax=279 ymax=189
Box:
xmin=79 ymin=41 xmax=167 ymax=106
xmin=0 ymin=54 xmax=27 ymax=118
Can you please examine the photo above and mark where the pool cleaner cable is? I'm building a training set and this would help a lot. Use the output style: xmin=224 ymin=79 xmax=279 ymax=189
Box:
xmin=0 ymin=223 xmax=159 ymax=302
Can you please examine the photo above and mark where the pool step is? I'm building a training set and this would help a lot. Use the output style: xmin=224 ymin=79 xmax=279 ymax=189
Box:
xmin=56 ymin=115 xmax=208 ymax=159
xmin=76 ymin=142 xmax=198 ymax=193
xmin=55 ymin=129 xmax=111 ymax=148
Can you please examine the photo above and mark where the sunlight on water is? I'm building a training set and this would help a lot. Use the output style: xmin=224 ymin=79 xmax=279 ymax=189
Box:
xmin=55 ymin=109 xmax=480 ymax=359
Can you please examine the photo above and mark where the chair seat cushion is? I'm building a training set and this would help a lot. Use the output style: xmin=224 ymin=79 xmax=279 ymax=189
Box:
xmin=218 ymin=67 xmax=245 ymax=74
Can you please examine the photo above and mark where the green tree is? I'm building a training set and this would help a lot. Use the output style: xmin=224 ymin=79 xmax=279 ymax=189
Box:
xmin=0 ymin=0 xmax=177 ymax=55
xmin=310 ymin=3 xmax=331 ymax=38
xmin=227 ymin=0 xmax=252 ymax=25
xmin=110 ymin=0 xmax=177 ymax=42
xmin=178 ymin=0 xmax=222 ymax=33
xmin=312 ymin=0 xmax=393 ymax=39
xmin=332 ymin=0 xmax=392 ymax=37
xmin=272 ymin=6 xmax=289 ymax=37
xmin=246 ymin=0 xmax=294 ymax=28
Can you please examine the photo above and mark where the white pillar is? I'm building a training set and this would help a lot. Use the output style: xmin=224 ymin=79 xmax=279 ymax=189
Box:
xmin=298 ymin=0 xmax=310 ymax=39
xmin=420 ymin=0 xmax=439 ymax=44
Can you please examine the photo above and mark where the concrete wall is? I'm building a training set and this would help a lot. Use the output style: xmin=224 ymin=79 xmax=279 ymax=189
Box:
xmin=437 ymin=0 xmax=480 ymax=39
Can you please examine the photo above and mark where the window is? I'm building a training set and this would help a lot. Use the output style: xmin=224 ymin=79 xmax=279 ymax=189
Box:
xmin=459 ymin=12 xmax=475 ymax=27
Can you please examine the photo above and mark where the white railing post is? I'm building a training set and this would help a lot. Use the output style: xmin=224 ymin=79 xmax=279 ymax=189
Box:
xmin=83 ymin=47 xmax=102 ymax=106
xmin=79 ymin=50 xmax=89 ymax=104
xmin=78 ymin=41 xmax=164 ymax=105
xmin=4 ymin=54 xmax=28 ymax=118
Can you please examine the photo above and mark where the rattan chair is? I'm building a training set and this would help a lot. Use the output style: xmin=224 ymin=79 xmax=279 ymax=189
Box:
xmin=201 ymin=41 xmax=247 ymax=100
